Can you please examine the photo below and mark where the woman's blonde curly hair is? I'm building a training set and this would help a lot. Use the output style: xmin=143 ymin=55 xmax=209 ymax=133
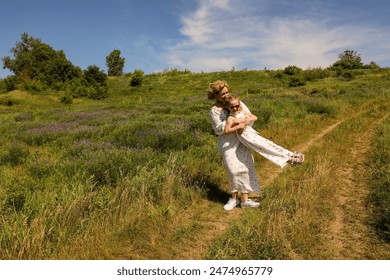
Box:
xmin=207 ymin=80 xmax=229 ymax=100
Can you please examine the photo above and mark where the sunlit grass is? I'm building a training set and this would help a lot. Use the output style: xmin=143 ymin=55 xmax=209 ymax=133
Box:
xmin=0 ymin=69 xmax=389 ymax=259
xmin=206 ymin=100 xmax=390 ymax=260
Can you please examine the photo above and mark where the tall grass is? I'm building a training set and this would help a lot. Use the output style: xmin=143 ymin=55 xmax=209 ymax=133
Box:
xmin=0 ymin=69 xmax=389 ymax=259
xmin=368 ymin=116 xmax=390 ymax=241
xmin=206 ymin=101 xmax=390 ymax=260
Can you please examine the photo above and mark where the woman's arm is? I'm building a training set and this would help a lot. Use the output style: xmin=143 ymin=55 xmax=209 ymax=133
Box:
xmin=231 ymin=111 xmax=257 ymax=126
xmin=210 ymin=106 xmax=227 ymax=136
xmin=239 ymin=102 xmax=257 ymax=125
xmin=241 ymin=111 xmax=257 ymax=124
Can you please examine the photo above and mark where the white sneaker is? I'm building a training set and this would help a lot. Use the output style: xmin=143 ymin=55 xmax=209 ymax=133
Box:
xmin=224 ymin=198 xmax=240 ymax=210
xmin=240 ymin=199 xmax=260 ymax=208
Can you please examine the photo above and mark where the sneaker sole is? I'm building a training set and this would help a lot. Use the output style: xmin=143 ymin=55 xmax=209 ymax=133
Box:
xmin=240 ymin=203 xmax=260 ymax=208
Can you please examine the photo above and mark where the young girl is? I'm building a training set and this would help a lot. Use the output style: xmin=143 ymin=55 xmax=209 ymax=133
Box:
xmin=224 ymin=95 xmax=304 ymax=168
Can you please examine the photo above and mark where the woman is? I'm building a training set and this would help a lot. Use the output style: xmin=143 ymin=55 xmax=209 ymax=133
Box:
xmin=208 ymin=80 xmax=261 ymax=210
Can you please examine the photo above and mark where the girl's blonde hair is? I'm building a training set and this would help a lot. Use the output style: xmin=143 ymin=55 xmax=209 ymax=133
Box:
xmin=225 ymin=95 xmax=242 ymax=112
xmin=207 ymin=80 xmax=229 ymax=100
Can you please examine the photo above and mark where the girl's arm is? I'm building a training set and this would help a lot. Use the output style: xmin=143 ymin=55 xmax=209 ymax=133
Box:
xmin=233 ymin=111 xmax=257 ymax=125
xmin=224 ymin=116 xmax=246 ymax=133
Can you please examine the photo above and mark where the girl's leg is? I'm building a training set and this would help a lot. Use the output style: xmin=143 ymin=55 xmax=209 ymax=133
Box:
xmin=224 ymin=192 xmax=240 ymax=211
xmin=240 ymin=193 xmax=260 ymax=208
xmin=241 ymin=193 xmax=248 ymax=203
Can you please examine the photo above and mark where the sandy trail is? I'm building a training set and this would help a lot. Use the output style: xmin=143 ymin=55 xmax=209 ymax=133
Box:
xmin=328 ymin=113 xmax=390 ymax=259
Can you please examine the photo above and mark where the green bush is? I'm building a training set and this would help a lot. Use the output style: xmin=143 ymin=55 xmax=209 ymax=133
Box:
xmin=64 ymin=66 xmax=109 ymax=99
xmin=338 ymin=71 xmax=354 ymax=81
xmin=284 ymin=65 xmax=302 ymax=75
xmin=130 ymin=69 xmax=144 ymax=87
xmin=22 ymin=79 xmax=47 ymax=92
xmin=0 ymin=75 xmax=19 ymax=92
xmin=84 ymin=65 xmax=107 ymax=87
xmin=303 ymin=68 xmax=331 ymax=81
xmin=289 ymin=76 xmax=306 ymax=87
xmin=65 ymin=78 xmax=90 ymax=98
xmin=274 ymin=71 xmax=284 ymax=79
xmin=88 ymin=85 xmax=108 ymax=100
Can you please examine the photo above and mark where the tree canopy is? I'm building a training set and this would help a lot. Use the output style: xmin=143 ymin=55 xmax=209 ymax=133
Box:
xmin=106 ymin=49 xmax=125 ymax=76
xmin=2 ymin=32 xmax=81 ymax=86
xmin=330 ymin=50 xmax=364 ymax=70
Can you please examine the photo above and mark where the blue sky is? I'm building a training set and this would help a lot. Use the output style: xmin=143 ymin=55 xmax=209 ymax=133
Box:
xmin=1 ymin=0 xmax=390 ymax=78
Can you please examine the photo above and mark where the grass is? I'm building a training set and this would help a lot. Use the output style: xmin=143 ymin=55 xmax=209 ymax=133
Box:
xmin=0 ymin=69 xmax=389 ymax=259
xmin=368 ymin=115 xmax=390 ymax=241
xmin=206 ymin=100 xmax=390 ymax=260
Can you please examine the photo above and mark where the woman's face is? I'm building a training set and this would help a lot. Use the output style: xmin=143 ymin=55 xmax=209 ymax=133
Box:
xmin=216 ymin=86 xmax=229 ymax=103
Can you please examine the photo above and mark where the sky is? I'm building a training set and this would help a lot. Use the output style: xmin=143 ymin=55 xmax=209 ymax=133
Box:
xmin=1 ymin=0 xmax=390 ymax=78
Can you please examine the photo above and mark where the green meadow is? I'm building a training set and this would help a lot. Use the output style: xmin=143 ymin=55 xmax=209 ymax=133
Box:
xmin=0 ymin=68 xmax=389 ymax=259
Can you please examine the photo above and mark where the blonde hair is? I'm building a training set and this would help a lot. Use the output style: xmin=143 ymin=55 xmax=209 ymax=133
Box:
xmin=207 ymin=80 xmax=229 ymax=100
xmin=225 ymin=95 xmax=242 ymax=112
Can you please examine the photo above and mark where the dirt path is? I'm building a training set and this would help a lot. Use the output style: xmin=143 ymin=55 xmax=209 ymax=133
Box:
xmin=329 ymin=113 xmax=390 ymax=259
xmin=174 ymin=117 xmax=353 ymax=259
xmin=174 ymin=105 xmax=390 ymax=260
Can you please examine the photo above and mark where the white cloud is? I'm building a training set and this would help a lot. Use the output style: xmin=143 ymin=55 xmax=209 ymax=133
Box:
xmin=164 ymin=0 xmax=390 ymax=71
xmin=179 ymin=0 xmax=232 ymax=45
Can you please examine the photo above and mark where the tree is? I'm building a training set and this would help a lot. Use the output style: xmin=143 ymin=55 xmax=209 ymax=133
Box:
xmin=83 ymin=65 xmax=108 ymax=99
xmin=106 ymin=49 xmax=125 ymax=76
xmin=330 ymin=50 xmax=363 ymax=70
xmin=2 ymin=32 xmax=81 ymax=86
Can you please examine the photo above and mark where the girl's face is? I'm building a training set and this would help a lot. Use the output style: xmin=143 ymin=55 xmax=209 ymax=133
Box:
xmin=229 ymin=99 xmax=240 ymax=113
xmin=216 ymin=86 xmax=230 ymax=103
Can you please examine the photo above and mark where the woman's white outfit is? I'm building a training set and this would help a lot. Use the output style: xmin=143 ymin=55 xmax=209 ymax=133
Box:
xmin=209 ymin=102 xmax=261 ymax=194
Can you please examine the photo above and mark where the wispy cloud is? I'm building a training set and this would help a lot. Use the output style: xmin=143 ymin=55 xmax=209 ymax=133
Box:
xmin=165 ymin=0 xmax=390 ymax=71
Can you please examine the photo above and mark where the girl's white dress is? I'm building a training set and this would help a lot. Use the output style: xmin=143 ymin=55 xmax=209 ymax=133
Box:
xmin=233 ymin=112 xmax=294 ymax=168
xmin=209 ymin=102 xmax=261 ymax=194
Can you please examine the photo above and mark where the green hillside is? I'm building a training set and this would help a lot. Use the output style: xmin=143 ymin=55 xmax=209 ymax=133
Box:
xmin=0 ymin=69 xmax=389 ymax=259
